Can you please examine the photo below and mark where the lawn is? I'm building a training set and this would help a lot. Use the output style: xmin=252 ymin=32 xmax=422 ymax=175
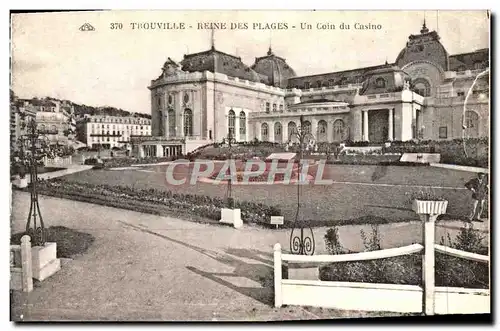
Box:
xmin=61 ymin=163 xmax=477 ymax=224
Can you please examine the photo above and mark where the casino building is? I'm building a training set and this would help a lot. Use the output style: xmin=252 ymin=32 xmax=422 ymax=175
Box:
xmin=132 ymin=22 xmax=489 ymax=157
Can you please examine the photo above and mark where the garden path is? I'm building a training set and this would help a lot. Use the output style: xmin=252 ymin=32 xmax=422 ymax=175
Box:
xmin=10 ymin=191 xmax=488 ymax=321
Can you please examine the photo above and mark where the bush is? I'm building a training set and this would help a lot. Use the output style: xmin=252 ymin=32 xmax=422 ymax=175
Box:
xmin=382 ymin=138 xmax=488 ymax=168
xmin=34 ymin=179 xmax=282 ymax=226
xmin=320 ymin=223 xmax=489 ymax=289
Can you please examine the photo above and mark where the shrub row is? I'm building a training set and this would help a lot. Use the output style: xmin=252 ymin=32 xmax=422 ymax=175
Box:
xmin=382 ymin=138 xmax=489 ymax=168
xmin=35 ymin=179 xmax=282 ymax=225
xmin=321 ymin=224 xmax=489 ymax=289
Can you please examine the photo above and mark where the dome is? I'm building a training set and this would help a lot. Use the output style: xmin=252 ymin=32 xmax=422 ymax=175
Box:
xmin=180 ymin=48 xmax=262 ymax=83
xmin=251 ymin=47 xmax=297 ymax=88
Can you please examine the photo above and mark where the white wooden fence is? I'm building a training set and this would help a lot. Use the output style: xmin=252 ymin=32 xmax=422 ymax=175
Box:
xmin=43 ymin=155 xmax=72 ymax=167
xmin=10 ymin=235 xmax=33 ymax=293
xmin=274 ymin=219 xmax=489 ymax=315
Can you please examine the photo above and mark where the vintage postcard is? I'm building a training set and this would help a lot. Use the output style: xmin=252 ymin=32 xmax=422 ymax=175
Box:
xmin=9 ymin=10 xmax=490 ymax=322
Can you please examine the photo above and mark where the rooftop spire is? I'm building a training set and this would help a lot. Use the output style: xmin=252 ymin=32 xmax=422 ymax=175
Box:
xmin=211 ymin=28 xmax=215 ymax=50
xmin=420 ymin=16 xmax=429 ymax=34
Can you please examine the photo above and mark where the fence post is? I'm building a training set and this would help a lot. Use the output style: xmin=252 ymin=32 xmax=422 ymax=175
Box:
xmin=20 ymin=235 xmax=33 ymax=293
xmin=420 ymin=214 xmax=437 ymax=315
xmin=274 ymin=243 xmax=283 ymax=308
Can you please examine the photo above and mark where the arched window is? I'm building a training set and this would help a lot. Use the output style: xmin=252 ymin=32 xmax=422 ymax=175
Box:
xmin=317 ymin=120 xmax=328 ymax=142
xmin=39 ymin=124 xmax=46 ymax=132
xmin=51 ymin=125 xmax=57 ymax=133
xmin=274 ymin=122 xmax=283 ymax=143
xmin=288 ymin=121 xmax=297 ymax=142
xmin=184 ymin=109 xmax=193 ymax=136
xmin=413 ymin=78 xmax=431 ymax=97
xmin=168 ymin=108 xmax=176 ymax=137
xmin=302 ymin=120 xmax=312 ymax=135
xmin=333 ymin=119 xmax=345 ymax=142
xmin=465 ymin=110 xmax=479 ymax=138
xmin=375 ymin=77 xmax=386 ymax=88
xmin=239 ymin=111 xmax=246 ymax=141
xmin=261 ymin=123 xmax=269 ymax=141
xmin=228 ymin=109 xmax=235 ymax=137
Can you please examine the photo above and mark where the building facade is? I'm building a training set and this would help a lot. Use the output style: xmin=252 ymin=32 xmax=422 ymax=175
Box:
xmin=10 ymin=98 xmax=37 ymax=149
xmin=15 ymin=98 xmax=78 ymax=146
xmin=76 ymin=115 xmax=151 ymax=149
xmin=134 ymin=22 xmax=489 ymax=157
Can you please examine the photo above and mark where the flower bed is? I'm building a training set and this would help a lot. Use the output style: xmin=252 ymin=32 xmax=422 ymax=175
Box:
xmin=102 ymin=156 xmax=179 ymax=169
xmin=33 ymin=179 xmax=282 ymax=225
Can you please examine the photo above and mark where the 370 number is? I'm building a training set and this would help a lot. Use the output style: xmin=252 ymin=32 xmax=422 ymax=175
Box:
xmin=110 ymin=23 xmax=123 ymax=30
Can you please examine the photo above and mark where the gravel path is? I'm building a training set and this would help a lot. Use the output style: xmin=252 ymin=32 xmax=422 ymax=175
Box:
xmin=10 ymin=191 xmax=487 ymax=321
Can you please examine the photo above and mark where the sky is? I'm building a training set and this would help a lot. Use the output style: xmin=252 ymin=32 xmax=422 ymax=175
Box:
xmin=11 ymin=10 xmax=489 ymax=114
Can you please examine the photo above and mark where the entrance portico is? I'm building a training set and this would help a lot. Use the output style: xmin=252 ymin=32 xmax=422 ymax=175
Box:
xmin=361 ymin=108 xmax=395 ymax=143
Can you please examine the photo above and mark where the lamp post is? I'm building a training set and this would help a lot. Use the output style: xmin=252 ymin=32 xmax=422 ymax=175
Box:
xmin=15 ymin=118 xmax=56 ymax=246
xmin=223 ymin=131 xmax=237 ymax=208
xmin=287 ymin=115 xmax=316 ymax=255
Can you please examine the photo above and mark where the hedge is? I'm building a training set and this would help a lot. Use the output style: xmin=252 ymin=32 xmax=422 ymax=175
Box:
xmin=33 ymin=179 xmax=282 ymax=225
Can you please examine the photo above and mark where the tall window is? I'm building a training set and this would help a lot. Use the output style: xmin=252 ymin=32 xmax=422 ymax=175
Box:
xmin=333 ymin=119 xmax=345 ymax=142
xmin=261 ymin=123 xmax=269 ymax=141
xmin=228 ymin=109 xmax=235 ymax=137
xmin=239 ymin=111 xmax=246 ymax=141
xmin=317 ymin=120 xmax=328 ymax=142
xmin=265 ymin=102 xmax=270 ymax=113
xmin=184 ymin=109 xmax=193 ymax=136
xmin=304 ymin=82 xmax=310 ymax=89
xmin=273 ymin=103 xmax=277 ymax=112
xmin=464 ymin=110 xmax=479 ymax=137
xmin=274 ymin=122 xmax=283 ymax=143
xmin=288 ymin=121 xmax=297 ymax=142
xmin=302 ymin=120 xmax=312 ymax=135
xmin=168 ymin=109 xmax=176 ymax=137
xmin=279 ymin=104 xmax=284 ymax=112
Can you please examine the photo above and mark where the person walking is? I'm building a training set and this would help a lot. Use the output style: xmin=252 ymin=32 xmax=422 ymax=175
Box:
xmin=465 ymin=172 xmax=488 ymax=222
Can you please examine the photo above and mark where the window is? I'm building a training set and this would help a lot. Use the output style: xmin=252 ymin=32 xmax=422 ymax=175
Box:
xmin=228 ymin=109 xmax=235 ymax=137
xmin=413 ymin=78 xmax=431 ymax=97
xmin=439 ymin=126 xmax=448 ymax=139
xmin=273 ymin=104 xmax=277 ymax=112
xmin=302 ymin=120 xmax=311 ymax=135
xmin=316 ymin=81 xmax=322 ymax=88
xmin=328 ymin=80 xmax=335 ymax=87
xmin=375 ymin=77 xmax=386 ymax=88
xmin=474 ymin=62 xmax=483 ymax=70
xmin=340 ymin=77 xmax=348 ymax=86
xmin=183 ymin=93 xmax=189 ymax=104
xmin=457 ymin=91 xmax=465 ymax=97
xmin=464 ymin=110 xmax=479 ymax=137
xmin=261 ymin=123 xmax=269 ymax=141
xmin=184 ymin=109 xmax=193 ymax=136
xmin=279 ymin=104 xmax=283 ymax=112
xmin=239 ymin=111 xmax=246 ymax=140
xmin=304 ymin=82 xmax=310 ymax=89
xmin=274 ymin=122 xmax=283 ymax=143
xmin=168 ymin=109 xmax=176 ymax=136
xmin=288 ymin=122 xmax=297 ymax=141
xmin=333 ymin=119 xmax=345 ymax=142
xmin=265 ymin=102 xmax=270 ymax=113
xmin=317 ymin=120 xmax=328 ymax=142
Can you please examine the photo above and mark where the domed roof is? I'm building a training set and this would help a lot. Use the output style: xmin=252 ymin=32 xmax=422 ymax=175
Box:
xmin=180 ymin=47 xmax=263 ymax=83
xmin=359 ymin=65 xmax=412 ymax=95
xmin=251 ymin=47 xmax=297 ymax=88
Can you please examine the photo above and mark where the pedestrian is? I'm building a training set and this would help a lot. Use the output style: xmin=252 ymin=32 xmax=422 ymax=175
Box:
xmin=465 ymin=172 xmax=488 ymax=222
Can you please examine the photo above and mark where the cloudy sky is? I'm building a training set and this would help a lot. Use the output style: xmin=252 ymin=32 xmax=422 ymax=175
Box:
xmin=11 ymin=10 xmax=489 ymax=114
